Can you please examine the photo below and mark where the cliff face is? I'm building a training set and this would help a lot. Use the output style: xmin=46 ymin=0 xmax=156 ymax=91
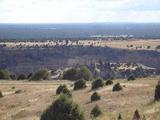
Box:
xmin=88 ymin=62 xmax=159 ymax=79
xmin=0 ymin=46 xmax=159 ymax=74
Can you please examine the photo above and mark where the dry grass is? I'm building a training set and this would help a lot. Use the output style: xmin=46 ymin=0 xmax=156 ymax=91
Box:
xmin=0 ymin=76 xmax=160 ymax=120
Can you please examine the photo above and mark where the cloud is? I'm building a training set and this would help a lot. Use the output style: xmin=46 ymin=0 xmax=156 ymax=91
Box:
xmin=0 ymin=0 xmax=160 ymax=23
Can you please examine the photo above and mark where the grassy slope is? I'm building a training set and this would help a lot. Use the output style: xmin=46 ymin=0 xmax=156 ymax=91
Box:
xmin=0 ymin=76 xmax=160 ymax=120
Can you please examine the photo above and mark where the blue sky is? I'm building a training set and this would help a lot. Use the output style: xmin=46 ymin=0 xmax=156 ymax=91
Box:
xmin=0 ymin=0 xmax=160 ymax=23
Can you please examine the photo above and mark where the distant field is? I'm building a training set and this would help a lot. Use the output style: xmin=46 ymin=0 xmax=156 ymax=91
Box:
xmin=0 ymin=76 xmax=160 ymax=120
xmin=0 ymin=39 xmax=159 ymax=51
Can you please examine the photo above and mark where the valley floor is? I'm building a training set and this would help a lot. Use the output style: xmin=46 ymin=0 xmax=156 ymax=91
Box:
xmin=0 ymin=76 xmax=160 ymax=120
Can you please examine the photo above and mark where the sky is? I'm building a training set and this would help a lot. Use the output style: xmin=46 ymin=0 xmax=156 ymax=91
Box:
xmin=0 ymin=0 xmax=160 ymax=23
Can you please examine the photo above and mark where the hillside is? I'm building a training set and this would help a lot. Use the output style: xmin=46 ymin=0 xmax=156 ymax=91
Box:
xmin=0 ymin=45 xmax=159 ymax=75
xmin=0 ymin=76 xmax=160 ymax=120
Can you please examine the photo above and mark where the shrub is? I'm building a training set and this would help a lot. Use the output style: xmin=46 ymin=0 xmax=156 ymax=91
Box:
xmin=63 ymin=68 xmax=78 ymax=80
xmin=31 ymin=69 xmax=50 ymax=80
xmin=74 ymin=79 xmax=86 ymax=90
xmin=17 ymin=74 xmax=26 ymax=80
xmin=118 ymin=114 xmax=122 ymax=120
xmin=15 ymin=90 xmax=23 ymax=94
xmin=154 ymin=81 xmax=160 ymax=101
xmin=76 ymin=66 xmax=93 ymax=81
xmin=106 ymin=80 xmax=113 ymax=85
xmin=127 ymin=75 xmax=135 ymax=81
xmin=91 ymin=78 xmax=104 ymax=90
xmin=40 ymin=94 xmax=85 ymax=120
xmin=132 ymin=110 xmax=141 ymax=120
xmin=56 ymin=85 xmax=67 ymax=95
xmin=61 ymin=87 xmax=72 ymax=97
xmin=0 ymin=91 xmax=3 ymax=98
xmin=0 ymin=69 xmax=11 ymax=80
xmin=90 ymin=105 xmax=102 ymax=118
xmin=91 ymin=92 xmax=101 ymax=102
xmin=10 ymin=73 xmax=17 ymax=80
xmin=27 ymin=73 xmax=32 ymax=79
xmin=112 ymin=83 xmax=122 ymax=92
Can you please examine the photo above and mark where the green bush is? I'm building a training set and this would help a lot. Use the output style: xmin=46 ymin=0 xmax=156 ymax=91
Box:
xmin=155 ymin=81 xmax=160 ymax=101
xmin=63 ymin=68 xmax=78 ymax=80
xmin=112 ymin=83 xmax=122 ymax=92
xmin=63 ymin=66 xmax=93 ymax=81
xmin=74 ymin=79 xmax=86 ymax=90
xmin=106 ymin=80 xmax=113 ymax=85
xmin=91 ymin=78 xmax=104 ymax=90
xmin=15 ymin=89 xmax=23 ymax=94
xmin=10 ymin=73 xmax=17 ymax=80
xmin=17 ymin=74 xmax=26 ymax=80
xmin=61 ymin=87 xmax=72 ymax=97
xmin=0 ymin=91 xmax=3 ymax=98
xmin=91 ymin=92 xmax=101 ymax=102
xmin=40 ymin=94 xmax=85 ymax=120
xmin=31 ymin=69 xmax=50 ymax=80
xmin=76 ymin=66 xmax=93 ymax=81
xmin=0 ymin=69 xmax=11 ymax=80
xmin=56 ymin=85 xmax=67 ymax=95
xmin=132 ymin=110 xmax=141 ymax=120
xmin=118 ymin=114 xmax=122 ymax=120
xmin=90 ymin=105 xmax=102 ymax=118
xmin=128 ymin=75 xmax=135 ymax=81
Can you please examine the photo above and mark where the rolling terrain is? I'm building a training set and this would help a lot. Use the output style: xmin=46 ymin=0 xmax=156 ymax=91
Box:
xmin=0 ymin=76 xmax=160 ymax=120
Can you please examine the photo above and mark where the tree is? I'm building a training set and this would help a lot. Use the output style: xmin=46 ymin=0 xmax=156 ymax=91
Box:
xmin=0 ymin=69 xmax=10 ymax=80
xmin=31 ymin=69 xmax=50 ymax=80
xmin=118 ymin=114 xmax=122 ymax=120
xmin=61 ymin=87 xmax=72 ymax=97
xmin=112 ymin=83 xmax=122 ymax=92
xmin=17 ymin=74 xmax=26 ymax=80
xmin=128 ymin=75 xmax=135 ymax=81
xmin=56 ymin=85 xmax=67 ymax=95
xmin=90 ymin=105 xmax=102 ymax=118
xmin=0 ymin=91 xmax=3 ymax=98
xmin=91 ymin=78 xmax=104 ymax=90
xmin=154 ymin=81 xmax=160 ymax=101
xmin=10 ymin=73 xmax=17 ymax=80
xmin=40 ymin=94 xmax=85 ymax=120
xmin=74 ymin=79 xmax=86 ymax=90
xmin=76 ymin=66 xmax=93 ymax=81
xmin=132 ymin=110 xmax=141 ymax=120
xmin=91 ymin=92 xmax=101 ymax=102
xmin=106 ymin=80 xmax=113 ymax=85
xmin=63 ymin=68 xmax=78 ymax=81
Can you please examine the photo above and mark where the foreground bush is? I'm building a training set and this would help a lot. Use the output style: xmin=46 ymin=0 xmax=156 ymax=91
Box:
xmin=56 ymin=85 xmax=67 ymax=95
xmin=112 ymin=83 xmax=122 ymax=92
xmin=40 ymin=94 xmax=85 ymax=120
xmin=127 ymin=75 xmax=135 ymax=81
xmin=91 ymin=78 xmax=104 ymax=90
xmin=61 ymin=87 xmax=72 ymax=97
xmin=0 ymin=69 xmax=11 ymax=80
xmin=74 ymin=79 xmax=86 ymax=90
xmin=155 ymin=81 xmax=160 ymax=101
xmin=0 ymin=91 xmax=3 ymax=98
xmin=31 ymin=69 xmax=50 ymax=80
xmin=91 ymin=92 xmax=101 ymax=102
xmin=106 ymin=80 xmax=113 ymax=85
xmin=90 ymin=105 xmax=102 ymax=118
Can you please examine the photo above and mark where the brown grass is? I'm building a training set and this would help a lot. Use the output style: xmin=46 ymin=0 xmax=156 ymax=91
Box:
xmin=0 ymin=76 xmax=160 ymax=120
